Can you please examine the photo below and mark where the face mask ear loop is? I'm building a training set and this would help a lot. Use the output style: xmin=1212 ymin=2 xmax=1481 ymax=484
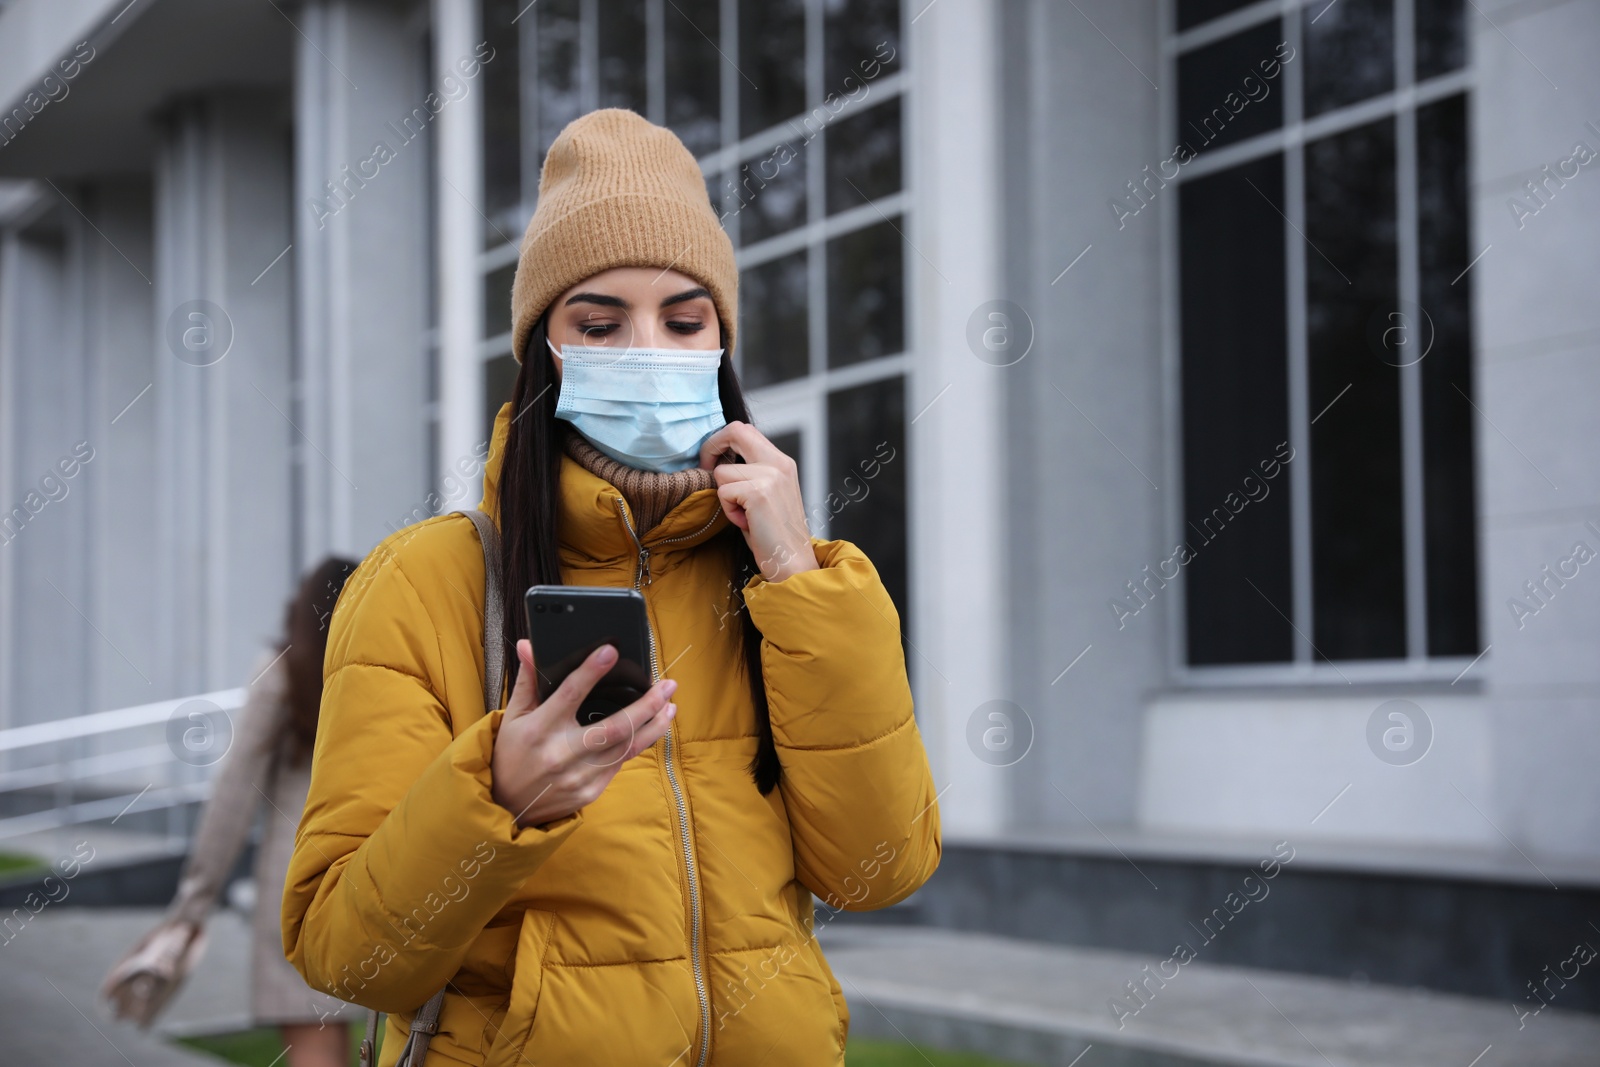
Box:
xmin=546 ymin=336 xmax=562 ymax=360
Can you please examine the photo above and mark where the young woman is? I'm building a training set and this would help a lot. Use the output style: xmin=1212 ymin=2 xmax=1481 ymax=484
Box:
xmin=282 ymin=108 xmax=941 ymax=1067
xmin=105 ymin=557 xmax=359 ymax=1067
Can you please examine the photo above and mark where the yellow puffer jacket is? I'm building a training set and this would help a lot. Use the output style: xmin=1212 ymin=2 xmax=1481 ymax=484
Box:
xmin=282 ymin=401 xmax=942 ymax=1066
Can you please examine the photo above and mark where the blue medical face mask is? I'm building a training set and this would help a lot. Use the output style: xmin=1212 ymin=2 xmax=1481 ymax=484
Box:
xmin=548 ymin=338 xmax=727 ymax=473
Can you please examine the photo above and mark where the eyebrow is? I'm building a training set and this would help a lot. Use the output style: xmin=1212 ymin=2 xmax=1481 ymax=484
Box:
xmin=660 ymin=286 xmax=711 ymax=308
xmin=563 ymin=286 xmax=711 ymax=310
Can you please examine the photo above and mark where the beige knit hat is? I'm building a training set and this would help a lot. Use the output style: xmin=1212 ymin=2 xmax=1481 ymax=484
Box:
xmin=509 ymin=108 xmax=738 ymax=364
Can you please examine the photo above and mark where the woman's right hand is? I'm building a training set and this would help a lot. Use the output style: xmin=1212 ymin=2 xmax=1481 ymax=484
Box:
xmin=490 ymin=639 xmax=677 ymax=828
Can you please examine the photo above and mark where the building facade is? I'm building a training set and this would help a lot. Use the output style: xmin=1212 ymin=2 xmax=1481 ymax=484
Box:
xmin=1 ymin=0 xmax=1597 ymax=1001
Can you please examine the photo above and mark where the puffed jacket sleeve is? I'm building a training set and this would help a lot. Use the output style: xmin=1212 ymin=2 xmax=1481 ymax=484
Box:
xmin=281 ymin=542 xmax=584 ymax=1013
xmin=741 ymin=537 xmax=941 ymax=911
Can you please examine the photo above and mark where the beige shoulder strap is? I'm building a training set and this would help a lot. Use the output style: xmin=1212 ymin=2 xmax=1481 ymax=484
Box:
xmin=359 ymin=508 xmax=505 ymax=1067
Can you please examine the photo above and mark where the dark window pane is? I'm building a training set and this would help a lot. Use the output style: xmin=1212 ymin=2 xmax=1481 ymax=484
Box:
xmin=1178 ymin=0 xmax=1260 ymax=31
xmin=1179 ymin=155 xmax=1293 ymax=666
xmin=1306 ymin=118 xmax=1405 ymax=660
xmin=706 ymin=171 xmax=726 ymax=226
xmin=727 ymin=139 xmax=809 ymax=245
xmin=1417 ymin=94 xmax=1478 ymax=656
xmin=1416 ymin=0 xmax=1467 ymax=80
xmin=769 ymin=429 xmax=802 ymax=485
xmin=484 ymin=353 xmax=519 ymax=443
xmin=598 ymin=0 xmax=647 ymax=112
xmin=482 ymin=0 xmax=521 ymax=246
xmin=1303 ymin=0 xmax=1394 ymax=118
xmin=826 ymin=96 xmax=902 ymax=214
xmin=665 ymin=0 xmax=722 ymax=157
xmin=827 ymin=376 xmax=908 ymax=636
xmin=740 ymin=0 xmax=806 ymax=138
xmin=484 ymin=264 xmax=516 ymax=339
xmin=534 ymin=0 xmax=583 ymax=166
xmin=1177 ymin=20 xmax=1287 ymax=159
xmin=827 ymin=219 xmax=904 ymax=368
xmin=739 ymin=251 xmax=809 ymax=387
xmin=823 ymin=0 xmax=901 ymax=93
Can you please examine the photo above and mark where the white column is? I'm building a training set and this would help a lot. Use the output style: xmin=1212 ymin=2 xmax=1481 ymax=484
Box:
xmin=0 ymin=182 xmax=160 ymax=729
xmin=433 ymin=0 xmax=485 ymax=513
xmin=82 ymin=180 xmax=160 ymax=715
xmin=0 ymin=207 xmax=96 ymax=730
xmin=1470 ymin=0 xmax=1600 ymax=858
xmin=908 ymin=0 xmax=1008 ymax=835
xmin=0 ymin=228 xmax=17 ymax=730
xmin=153 ymin=93 xmax=294 ymax=693
xmin=294 ymin=1 xmax=432 ymax=560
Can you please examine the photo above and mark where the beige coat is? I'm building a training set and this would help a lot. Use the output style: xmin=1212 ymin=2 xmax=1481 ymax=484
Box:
xmin=167 ymin=647 xmax=354 ymax=1026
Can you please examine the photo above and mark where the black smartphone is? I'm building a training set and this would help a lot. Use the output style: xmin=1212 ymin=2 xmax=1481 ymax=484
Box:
xmin=525 ymin=585 xmax=654 ymax=726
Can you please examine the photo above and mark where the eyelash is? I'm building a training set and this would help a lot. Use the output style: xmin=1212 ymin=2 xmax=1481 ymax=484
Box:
xmin=577 ymin=321 xmax=704 ymax=336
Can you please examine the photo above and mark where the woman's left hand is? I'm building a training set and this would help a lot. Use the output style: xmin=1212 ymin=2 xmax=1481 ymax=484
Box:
xmin=698 ymin=421 xmax=819 ymax=583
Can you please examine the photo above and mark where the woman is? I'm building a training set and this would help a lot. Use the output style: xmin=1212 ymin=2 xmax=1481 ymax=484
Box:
xmin=282 ymin=108 xmax=941 ymax=1067
xmin=105 ymin=557 xmax=359 ymax=1067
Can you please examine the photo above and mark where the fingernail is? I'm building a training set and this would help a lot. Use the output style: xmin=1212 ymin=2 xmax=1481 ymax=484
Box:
xmin=597 ymin=643 xmax=617 ymax=663
xmin=666 ymin=703 xmax=677 ymax=718
xmin=662 ymin=678 xmax=679 ymax=697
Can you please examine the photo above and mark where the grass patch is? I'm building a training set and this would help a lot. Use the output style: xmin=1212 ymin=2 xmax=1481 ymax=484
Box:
xmin=846 ymin=1039 xmax=1033 ymax=1066
xmin=0 ymin=851 xmax=46 ymax=878
xmin=176 ymin=1025 xmax=371 ymax=1066
xmin=176 ymin=1027 xmax=1028 ymax=1067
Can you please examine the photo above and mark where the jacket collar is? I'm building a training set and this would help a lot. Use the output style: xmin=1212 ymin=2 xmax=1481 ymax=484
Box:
xmin=479 ymin=401 xmax=730 ymax=563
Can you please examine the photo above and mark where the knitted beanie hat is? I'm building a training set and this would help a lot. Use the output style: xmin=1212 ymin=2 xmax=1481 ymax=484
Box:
xmin=509 ymin=108 xmax=738 ymax=364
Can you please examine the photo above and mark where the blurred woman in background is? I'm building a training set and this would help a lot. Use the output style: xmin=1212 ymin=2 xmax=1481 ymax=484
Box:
xmin=104 ymin=556 xmax=360 ymax=1067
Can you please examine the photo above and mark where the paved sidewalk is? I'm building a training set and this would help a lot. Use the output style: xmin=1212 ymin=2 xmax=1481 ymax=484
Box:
xmin=0 ymin=907 xmax=255 ymax=1067
xmin=11 ymin=909 xmax=1598 ymax=1066
xmin=821 ymin=925 xmax=1600 ymax=1067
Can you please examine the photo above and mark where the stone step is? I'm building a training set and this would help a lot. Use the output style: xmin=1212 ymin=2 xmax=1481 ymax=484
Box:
xmin=819 ymin=925 xmax=1600 ymax=1067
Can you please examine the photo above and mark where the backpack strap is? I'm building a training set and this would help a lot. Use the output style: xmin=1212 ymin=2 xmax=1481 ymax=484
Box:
xmin=458 ymin=507 xmax=508 ymax=712
xmin=360 ymin=508 xmax=505 ymax=1067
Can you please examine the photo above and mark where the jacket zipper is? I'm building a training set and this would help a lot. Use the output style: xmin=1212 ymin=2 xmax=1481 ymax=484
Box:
xmin=627 ymin=502 xmax=724 ymax=587
xmin=616 ymin=496 xmax=713 ymax=1067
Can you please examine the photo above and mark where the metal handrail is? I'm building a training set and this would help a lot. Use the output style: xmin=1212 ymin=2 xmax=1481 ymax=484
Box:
xmin=0 ymin=687 xmax=246 ymax=752
xmin=0 ymin=687 xmax=249 ymax=842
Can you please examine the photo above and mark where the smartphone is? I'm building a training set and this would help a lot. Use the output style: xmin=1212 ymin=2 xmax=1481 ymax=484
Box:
xmin=525 ymin=585 xmax=654 ymax=726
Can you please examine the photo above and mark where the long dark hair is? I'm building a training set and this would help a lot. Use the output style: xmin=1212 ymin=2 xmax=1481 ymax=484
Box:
xmin=498 ymin=312 xmax=781 ymax=794
xmin=278 ymin=555 xmax=360 ymax=766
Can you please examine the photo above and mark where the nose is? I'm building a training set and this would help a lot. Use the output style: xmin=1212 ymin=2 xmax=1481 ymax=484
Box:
xmin=627 ymin=319 xmax=659 ymax=348
xmin=629 ymin=320 xmax=669 ymax=350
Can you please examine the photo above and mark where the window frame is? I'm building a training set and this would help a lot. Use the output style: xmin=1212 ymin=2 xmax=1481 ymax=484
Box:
xmin=1160 ymin=0 xmax=1482 ymax=687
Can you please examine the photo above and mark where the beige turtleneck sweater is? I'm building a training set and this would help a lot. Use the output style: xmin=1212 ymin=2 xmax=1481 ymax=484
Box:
xmin=564 ymin=431 xmax=718 ymax=535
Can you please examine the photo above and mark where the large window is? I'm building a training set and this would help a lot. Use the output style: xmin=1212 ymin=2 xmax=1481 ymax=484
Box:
xmin=1172 ymin=0 xmax=1476 ymax=672
xmin=478 ymin=0 xmax=910 ymax=623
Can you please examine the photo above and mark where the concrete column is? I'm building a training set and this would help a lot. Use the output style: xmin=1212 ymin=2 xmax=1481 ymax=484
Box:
xmin=432 ymin=0 xmax=485 ymax=525
xmin=81 ymin=180 xmax=159 ymax=715
xmin=294 ymin=0 xmax=432 ymax=562
xmin=1001 ymin=0 xmax=1165 ymax=831
xmin=908 ymin=0 xmax=1009 ymax=834
xmin=0 ymin=181 xmax=159 ymax=731
xmin=0 ymin=208 xmax=93 ymax=729
xmin=153 ymin=92 xmax=294 ymax=694
xmin=1471 ymin=0 xmax=1600 ymax=859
